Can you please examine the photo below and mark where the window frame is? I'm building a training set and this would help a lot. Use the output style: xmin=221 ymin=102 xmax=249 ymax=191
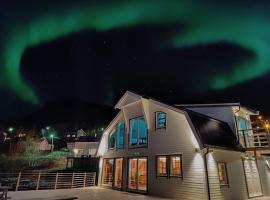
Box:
xmin=217 ymin=162 xmax=229 ymax=186
xmin=116 ymin=121 xmax=125 ymax=149
xmin=129 ymin=116 xmax=148 ymax=148
xmin=155 ymin=111 xmax=166 ymax=130
xmin=108 ymin=129 xmax=116 ymax=149
xmin=169 ymin=154 xmax=183 ymax=178
xmin=156 ymin=154 xmax=183 ymax=178
xmin=156 ymin=155 xmax=168 ymax=177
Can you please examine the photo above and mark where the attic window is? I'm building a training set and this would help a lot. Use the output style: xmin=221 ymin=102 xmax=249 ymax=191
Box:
xmin=156 ymin=112 xmax=166 ymax=129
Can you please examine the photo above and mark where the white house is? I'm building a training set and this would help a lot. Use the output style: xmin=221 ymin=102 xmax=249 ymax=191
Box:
xmin=96 ymin=91 xmax=270 ymax=199
xmin=67 ymin=140 xmax=99 ymax=157
xmin=39 ymin=137 xmax=52 ymax=151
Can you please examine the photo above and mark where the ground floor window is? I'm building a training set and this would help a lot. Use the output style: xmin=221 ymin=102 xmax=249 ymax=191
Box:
xmin=156 ymin=154 xmax=182 ymax=178
xmin=114 ymin=158 xmax=123 ymax=188
xmin=128 ymin=157 xmax=147 ymax=192
xmin=157 ymin=156 xmax=167 ymax=176
xmin=102 ymin=159 xmax=114 ymax=186
xmin=170 ymin=155 xmax=182 ymax=177
xmin=217 ymin=162 xmax=228 ymax=185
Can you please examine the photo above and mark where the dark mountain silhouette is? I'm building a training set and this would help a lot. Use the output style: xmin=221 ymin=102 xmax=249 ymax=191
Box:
xmin=7 ymin=97 xmax=117 ymax=129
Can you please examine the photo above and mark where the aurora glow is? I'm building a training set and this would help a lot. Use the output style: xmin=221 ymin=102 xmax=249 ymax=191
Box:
xmin=1 ymin=1 xmax=270 ymax=104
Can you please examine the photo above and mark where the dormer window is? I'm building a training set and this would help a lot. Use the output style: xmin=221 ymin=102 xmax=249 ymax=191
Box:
xmin=156 ymin=112 xmax=166 ymax=129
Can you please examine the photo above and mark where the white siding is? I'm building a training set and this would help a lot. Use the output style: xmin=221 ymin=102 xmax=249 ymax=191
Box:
xmin=257 ymin=158 xmax=270 ymax=196
xmin=207 ymin=153 xmax=225 ymax=200
xmin=98 ymin=99 xmax=207 ymax=199
xmin=147 ymin=102 xmax=207 ymax=200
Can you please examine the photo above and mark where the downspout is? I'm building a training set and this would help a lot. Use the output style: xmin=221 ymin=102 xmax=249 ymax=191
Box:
xmin=203 ymin=147 xmax=211 ymax=200
xmin=233 ymin=105 xmax=241 ymax=143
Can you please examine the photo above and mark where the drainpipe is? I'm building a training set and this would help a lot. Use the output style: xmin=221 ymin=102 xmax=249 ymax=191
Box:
xmin=203 ymin=147 xmax=211 ymax=200
xmin=233 ymin=105 xmax=241 ymax=143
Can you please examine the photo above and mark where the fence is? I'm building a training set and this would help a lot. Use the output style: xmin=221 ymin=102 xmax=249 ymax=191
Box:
xmin=0 ymin=172 xmax=96 ymax=191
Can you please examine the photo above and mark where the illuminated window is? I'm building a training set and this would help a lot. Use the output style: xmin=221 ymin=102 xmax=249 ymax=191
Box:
xmin=170 ymin=155 xmax=182 ymax=177
xmin=156 ymin=112 xmax=166 ymax=129
xmin=218 ymin=162 xmax=228 ymax=185
xmin=108 ymin=130 xmax=116 ymax=149
xmin=157 ymin=156 xmax=167 ymax=176
xmin=129 ymin=117 xmax=147 ymax=146
xmin=102 ymin=159 xmax=114 ymax=186
xmin=117 ymin=122 xmax=125 ymax=148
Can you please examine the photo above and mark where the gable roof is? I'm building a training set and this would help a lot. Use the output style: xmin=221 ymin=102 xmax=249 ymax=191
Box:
xmin=98 ymin=91 xmax=245 ymax=154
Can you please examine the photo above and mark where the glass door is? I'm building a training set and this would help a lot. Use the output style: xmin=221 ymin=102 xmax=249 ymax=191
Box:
xmin=128 ymin=157 xmax=147 ymax=192
xmin=102 ymin=159 xmax=114 ymax=186
xmin=114 ymin=158 xmax=123 ymax=189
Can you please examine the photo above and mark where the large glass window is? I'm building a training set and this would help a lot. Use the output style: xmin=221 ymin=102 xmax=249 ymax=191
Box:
xmin=156 ymin=112 xmax=166 ymax=129
xmin=128 ymin=158 xmax=147 ymax=192
xmin=218 ymin=162 xmax=228 ymax=185
xmin=117 ymin=122 xmax=125 ymax=148
xmin=157 ymin=156 xmax=167 ymax=176
xmin=102 ymin=159 xmax=114 ymax=186
xmin=108 ymin=130 xmax=116 ymax=149
xmin=129 ymin=117 xmax=147 ymax=146
xmin=170 ymin=155 xmax=182 ymax=177
xmin=114 ymin=158 xmax=123 ymax=188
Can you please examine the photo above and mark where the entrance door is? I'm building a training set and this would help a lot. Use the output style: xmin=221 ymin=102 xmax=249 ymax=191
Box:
xmin=114 ymin=158 xmax=123 ymax=189
xmin=128 ymin=157 xmax=147 ymax=192
xmin=102 ymin=159 xmax=114 ymax=186
xmin=243 ymin=158 xmax=262 ymax=198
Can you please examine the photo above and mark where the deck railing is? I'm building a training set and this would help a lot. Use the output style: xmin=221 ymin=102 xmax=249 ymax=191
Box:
xmin=0 ymin=172 xmax=96 ymax=191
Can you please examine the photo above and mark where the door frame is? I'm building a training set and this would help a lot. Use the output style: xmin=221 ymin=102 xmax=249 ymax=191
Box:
xmin=127 ymin=156 xmax=148 ymax=194
xmin=112 ymin=157 xmax=124 ymax=190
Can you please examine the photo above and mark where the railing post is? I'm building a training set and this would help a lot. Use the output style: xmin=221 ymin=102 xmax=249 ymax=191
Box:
xmin=36 ymin=172 xmax=41 ymax=190
xmin=83 ymin=172 xmax=86 ymax=187
xmin=71 ymin=172 xmax=74 ymax=189
xmin=54 ymin=172 xmax=58 ymax=190
xmin=15 ymin=172 xmax=21 ymax=191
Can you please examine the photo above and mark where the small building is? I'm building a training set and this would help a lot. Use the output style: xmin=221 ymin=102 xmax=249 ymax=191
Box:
xmin=67 ymin=136 xmax=99 ymax=158
xmin=39 ymin=137 xmax=52 ymax=151
xmin=96 ymin=91 xmax=270 ymax=199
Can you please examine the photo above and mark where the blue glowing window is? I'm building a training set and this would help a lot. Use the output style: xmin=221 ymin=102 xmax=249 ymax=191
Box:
xmin=108 ymin=130 xmax=116 ymax=149
xmin=129 ymin=117 xmax=147 ymax=146
xmin=156 ymin=112 xmax=166 ymax=129
xmin=117 ymin=122 xmax=125 ymax=148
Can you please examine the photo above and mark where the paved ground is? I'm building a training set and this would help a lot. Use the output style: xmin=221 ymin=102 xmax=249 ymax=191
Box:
xmin=8 ymin=187 xmax=170 ymax=200
xmin=7 ymin=187 xmax=270 ymax=200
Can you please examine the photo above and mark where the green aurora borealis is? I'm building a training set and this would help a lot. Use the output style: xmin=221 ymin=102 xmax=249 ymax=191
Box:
xmin=1 ymin=0 xmax=270 ymax=104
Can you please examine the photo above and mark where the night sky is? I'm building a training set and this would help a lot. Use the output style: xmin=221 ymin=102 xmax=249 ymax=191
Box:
xmin=1 ymin=0 xmax=270 ymax=120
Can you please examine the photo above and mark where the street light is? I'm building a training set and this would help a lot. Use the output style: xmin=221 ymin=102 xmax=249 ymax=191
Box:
xmin=50 ymin=134 xmax=54 ymax=152
xmin=7 ymin=127 xmax=15 ymax=154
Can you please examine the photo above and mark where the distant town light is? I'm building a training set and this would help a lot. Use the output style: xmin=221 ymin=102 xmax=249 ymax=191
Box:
xmin=46 ymin=126 xmax=50 ymax=130
xmin=50 ymin=134 xmax=54 ymax=138
xmin=8 ymin=127 xmax=14 ymax=132
xmin=73 ymin=149 xmax=78 ymax=155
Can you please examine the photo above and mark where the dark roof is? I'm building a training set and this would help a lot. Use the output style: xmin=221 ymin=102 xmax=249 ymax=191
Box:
xmin=185 ymin=109 xmax=244 ymax=151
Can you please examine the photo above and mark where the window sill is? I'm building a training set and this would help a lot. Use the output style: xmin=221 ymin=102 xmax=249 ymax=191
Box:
xmin=169 ymin=175 xmax=183 ymax=178
xmin=128 ymin=145 xmax=147 ymax=149
xmin=156 ymin=175 xmax=167 ymax=178
xmin=220 ymin=183 xmax=229 ymax=187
